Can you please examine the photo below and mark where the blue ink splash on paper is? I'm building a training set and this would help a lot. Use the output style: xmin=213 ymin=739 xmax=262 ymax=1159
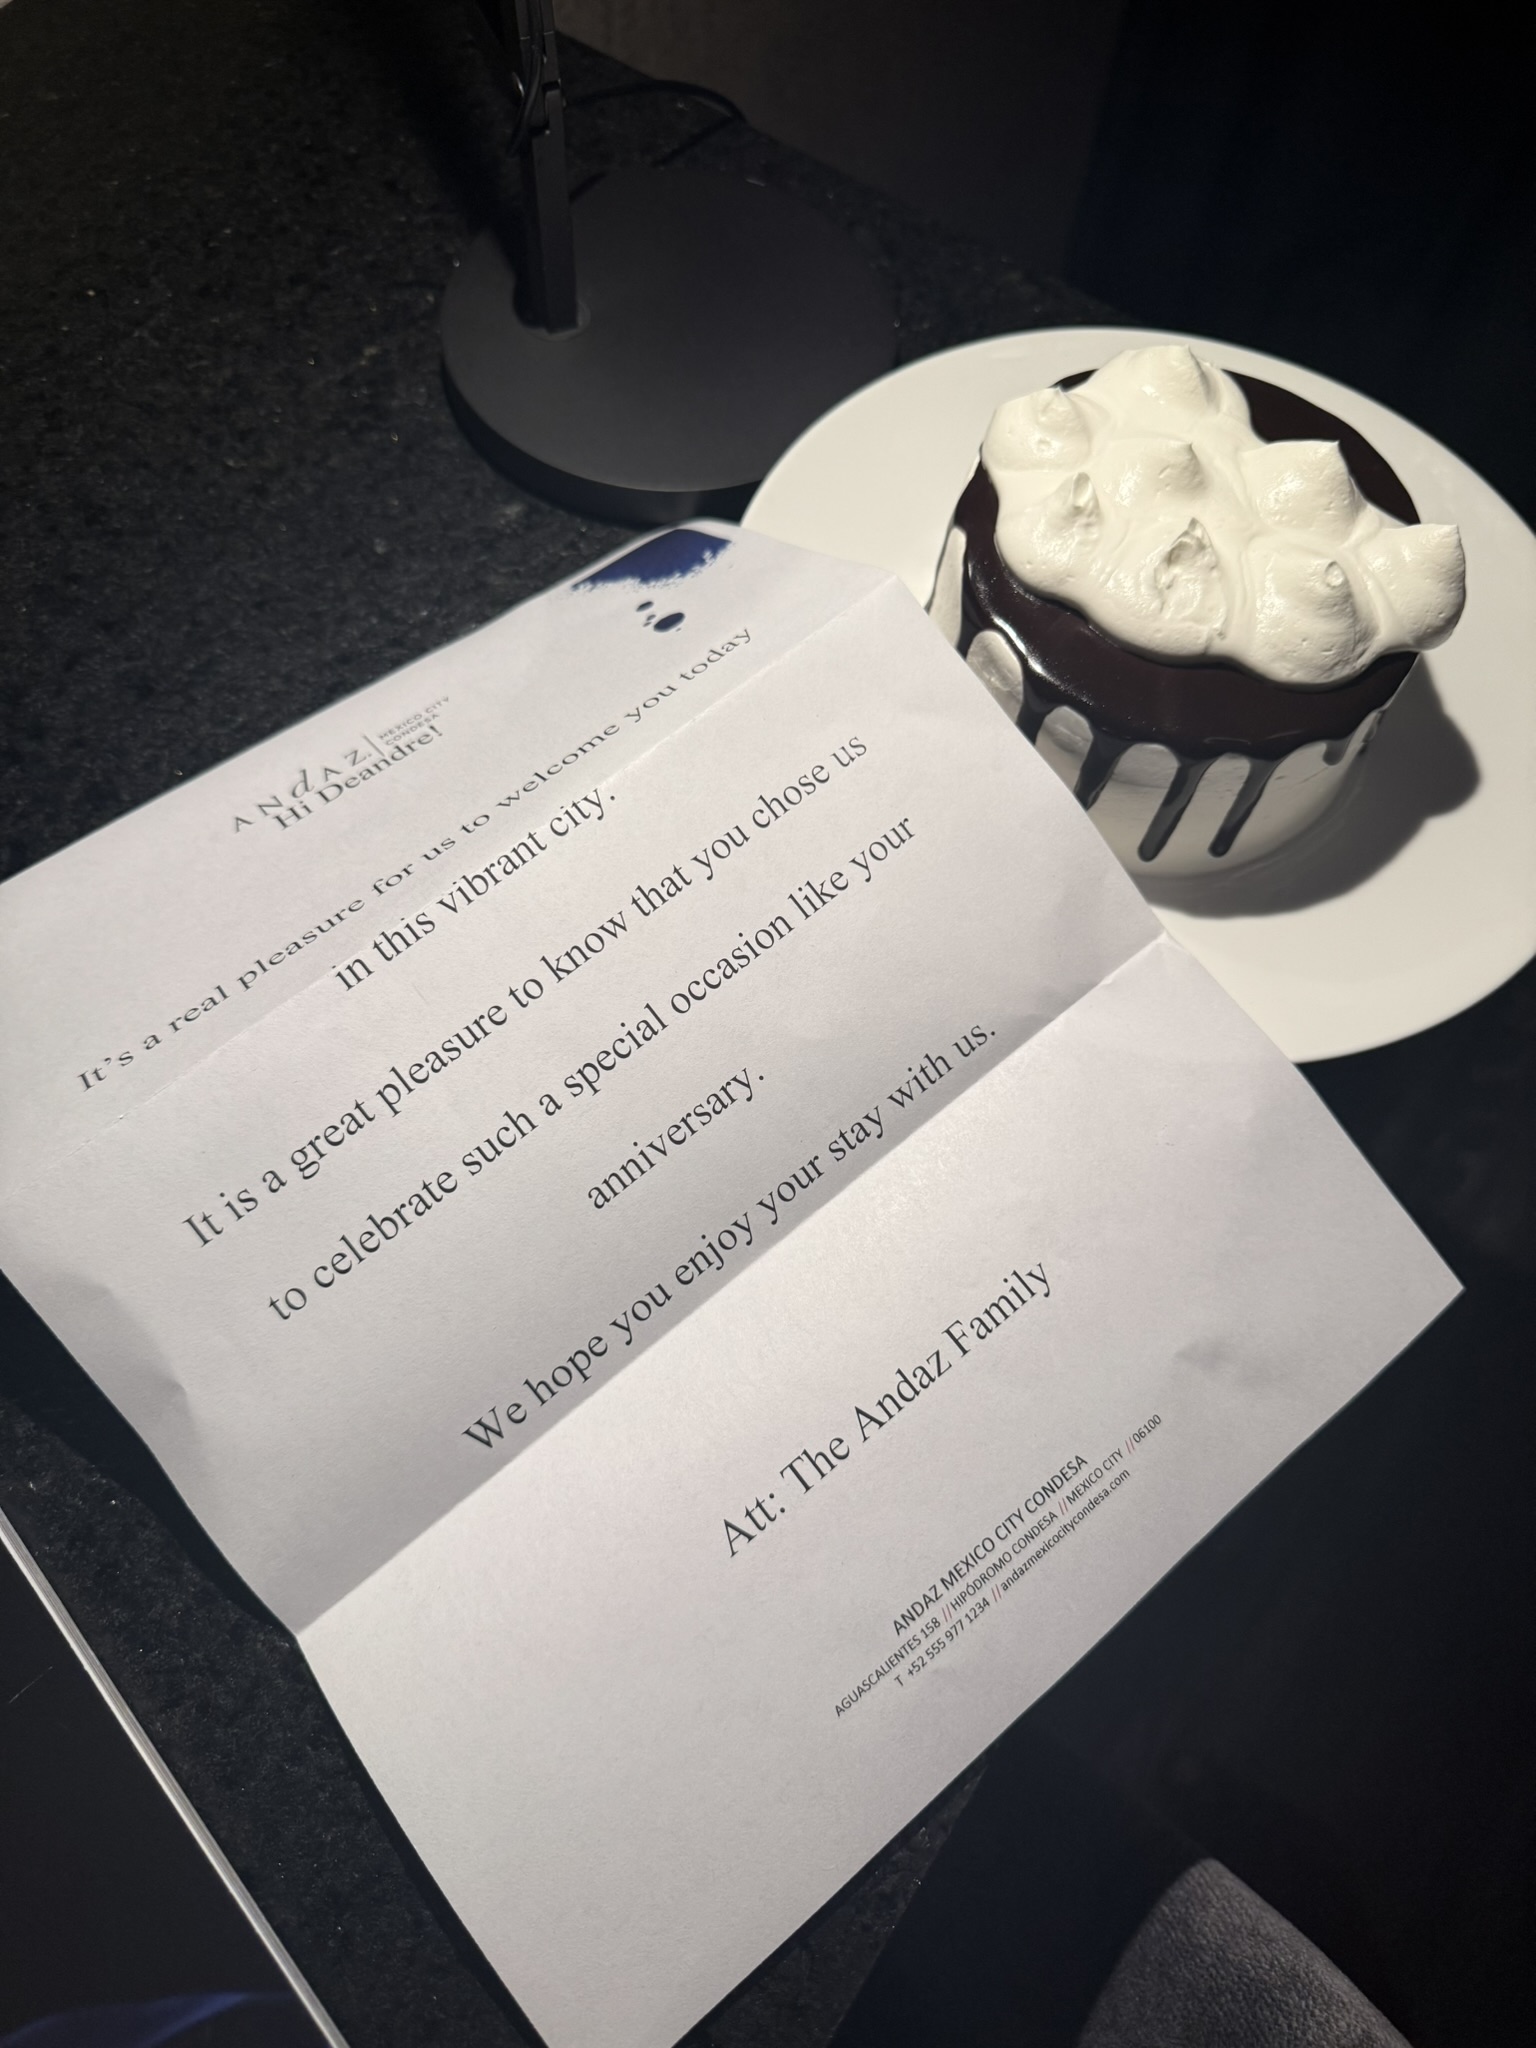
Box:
xmin=573 ymin=528 xmax=730 ymax=593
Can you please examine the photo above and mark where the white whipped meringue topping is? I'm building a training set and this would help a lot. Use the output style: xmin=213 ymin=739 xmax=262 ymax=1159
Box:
xmin=982 ymin=346 xmax=1466 ymax=686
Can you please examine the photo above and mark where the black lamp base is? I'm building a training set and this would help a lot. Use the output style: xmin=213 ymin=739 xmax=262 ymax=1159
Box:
xmin=441 ymin=168 xmax=895 ymax=525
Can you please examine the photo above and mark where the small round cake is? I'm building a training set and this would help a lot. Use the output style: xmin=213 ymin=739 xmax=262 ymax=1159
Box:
xmin=929 ymin=346 xmax=1466 ymax=876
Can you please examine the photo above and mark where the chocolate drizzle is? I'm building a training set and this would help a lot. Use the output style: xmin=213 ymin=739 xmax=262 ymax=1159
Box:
xmin=954 ymin=371 xmax=1421 ymax=862
xmin=1138 ymin=758 xmax=1206 ymax=862
xmin=1208 ymin=756 xmax=1280 ymax=859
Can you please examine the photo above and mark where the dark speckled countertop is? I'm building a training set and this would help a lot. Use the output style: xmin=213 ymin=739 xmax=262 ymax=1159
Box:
xmin=2 ymin=3 xmax=1532 ymax=2045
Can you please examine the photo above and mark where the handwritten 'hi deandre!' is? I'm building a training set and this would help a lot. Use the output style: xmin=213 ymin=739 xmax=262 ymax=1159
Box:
xmin=724 ymin=1264 xmax=1050 ymax=1559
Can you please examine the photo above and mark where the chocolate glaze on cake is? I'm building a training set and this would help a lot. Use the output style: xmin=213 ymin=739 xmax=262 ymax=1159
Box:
xmin=954 ymin=373 xmax=1421 ymax=861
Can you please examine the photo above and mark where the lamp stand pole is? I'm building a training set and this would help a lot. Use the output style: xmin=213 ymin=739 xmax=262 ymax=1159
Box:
xmin=442 ymin=2 xmax=895 ymax=524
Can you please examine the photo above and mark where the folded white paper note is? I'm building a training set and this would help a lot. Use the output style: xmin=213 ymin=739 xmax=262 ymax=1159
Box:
xmin=0 ymin=525 xmax=1457 ymax=2048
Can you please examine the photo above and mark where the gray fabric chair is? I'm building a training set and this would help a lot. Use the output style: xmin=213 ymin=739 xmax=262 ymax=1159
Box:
xmin=1080 ymin=1858 xmax=1409 ymax=2048
xmin=831 ymin=1730 xmax=1411 ymax=2048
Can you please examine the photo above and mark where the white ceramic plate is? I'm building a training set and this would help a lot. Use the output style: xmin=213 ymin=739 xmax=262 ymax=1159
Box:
xmin=745 ymin=326 xmax=1536 ymax=1062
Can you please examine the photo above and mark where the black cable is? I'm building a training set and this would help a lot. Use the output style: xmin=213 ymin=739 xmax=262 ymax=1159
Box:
xmin=564 ymin=78 xmax=745 ymax=124
xmin=504 ymin=42 xmax=545 ymax=158
xmin=649 ymin=113 xmax=743 ymax=169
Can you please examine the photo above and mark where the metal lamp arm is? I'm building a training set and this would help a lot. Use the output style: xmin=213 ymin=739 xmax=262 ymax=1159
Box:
xmin=499 ymin=0 xmax=578 ymax=332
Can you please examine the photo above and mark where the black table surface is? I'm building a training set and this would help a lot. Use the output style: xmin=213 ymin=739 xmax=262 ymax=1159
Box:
xmin=2 ymin=3 xmax=1532 ymax=2045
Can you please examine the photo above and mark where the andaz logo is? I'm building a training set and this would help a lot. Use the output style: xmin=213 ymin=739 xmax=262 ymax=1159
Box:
xmin=231 ymin=724 xmax=442 ymax=832
xmin=233 ymin=750 xmax=377 ymax=832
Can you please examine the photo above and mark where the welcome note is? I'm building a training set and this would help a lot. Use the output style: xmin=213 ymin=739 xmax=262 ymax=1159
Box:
xmin=0 ymin=526 xmax=1456 ymax=2048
